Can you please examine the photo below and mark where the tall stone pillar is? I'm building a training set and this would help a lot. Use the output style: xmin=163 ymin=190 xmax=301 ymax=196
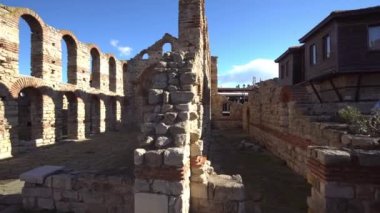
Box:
xmin=133 ymin=52 xmax=194 ymax=213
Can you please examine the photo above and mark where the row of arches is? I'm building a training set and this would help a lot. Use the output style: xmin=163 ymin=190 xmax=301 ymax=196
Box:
xmin=18 ymin=14 xmax=124 ymax=91
xmin=0 ymin=82 xmax=123 ymax=157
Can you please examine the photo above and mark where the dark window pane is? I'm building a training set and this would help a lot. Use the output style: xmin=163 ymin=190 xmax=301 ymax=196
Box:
xmin=369 ymin=25 xmax=380 ymax=50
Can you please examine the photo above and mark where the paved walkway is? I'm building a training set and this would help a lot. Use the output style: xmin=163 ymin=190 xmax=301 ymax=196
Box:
xmin=208 ymin=129 xmax=310 ymax=213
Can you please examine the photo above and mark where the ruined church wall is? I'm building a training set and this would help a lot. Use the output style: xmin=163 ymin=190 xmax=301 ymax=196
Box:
xmin=0 ymin=4 xmax=125 ymax=159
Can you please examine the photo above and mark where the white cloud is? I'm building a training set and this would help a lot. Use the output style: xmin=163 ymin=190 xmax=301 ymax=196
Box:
xmin=218 ymin=58 xmax=278 ymax=87
xmin=110 ymin=39 xmax=133 ymax=57
xmin=117 ymin=46 xmax=133 ymax=56
xmin=110 ymin=39 xmax=119 ymax=47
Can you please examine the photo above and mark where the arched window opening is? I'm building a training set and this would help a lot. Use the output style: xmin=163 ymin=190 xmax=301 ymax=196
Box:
xmin=18 ymin=15 xmax=43 ymax=77
xmin=88 ymin=96 xmax=100 ymax=136
xmin=162 ymin=43 xmax=172 ymax=55
xmin=109 ymin=57 xmax=116 ymax=92
xmin=142 ymin=53 xmax=149 ymax=60
xmin=61 ymin=35 xmax=77 ymax=84
xmin=18 ymin=87 xmax=43 ymax=143
xmin=61 ymin=93 xmax=78 ymax=140
xmin=107 ymin=97 xmax=117 ymax=131
xmin=123 ymin=63 xmax=128 ymax=73
xmin=90 ymin=48 xmax=100 ymax=88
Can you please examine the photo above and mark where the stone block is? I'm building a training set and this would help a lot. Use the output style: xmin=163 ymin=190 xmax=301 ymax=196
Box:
xmin=321 ymin=182 xmax=354 ymax=199
xmin=162 ymin=104 xmax=174 ymax=113
xmin=20 ymin=165 xmax=64 ymax=184
xmin=316 ymin=149 xmax=351 ymax=165
xmin=177 ymin=112 xmax=190 ymax=121
xmin=22 ymin=197 xmax=37 ymax=209
xmin=22 ymin=187 xmax=52 ymax=198
xmin=180 ymin=72 xmax=197 ymax=85
xmin=139 ymin=136 xmax=154 ymax=147
xmin=209 ymin=174 xmax=245 ymax=201
xmin=174 ymin=134 xmax=188 ymax=147
xmin=155 ymin=136 xmax=172 ymax=148
xmin=356 ymin=150 xmax=380 ymax=166
xmin=168 ymin=85 xmax=178 ymax=92
xmin=190 ymin=183 xmax=208 ymax=199
xmin=135 ymin=193 xmax=168 ymax=213
xmin=145 ymin=150 xmax=164 ymax=167
xmin=156 ymin=123 xmax=169 ymax=135
xmin=190 ymin=130 xmax=201 ymax=143
xmin=169 ymin=181 xmax=185 ymax=196
xmin=152 ymin=73 xmax=168 ymax=89
xmin=169 ymin=122 xmax=189 ymax=135
xmin=134 ymin=149 xmax=146 ymax=166
xmin=190 ymin=112 xmax=198 ymax=120
xmin=148 ymin=89 xmax=163 ymax=105
xmin=37 ymin=198 xmax=54 ymax=210
xmin=135 ymin=179 xmax=150 ymax=193
xmin=81 ymin=192 xmax=104 ymax=204
xmin=164 ymin=147 xmax=185 ymax=167
xmin=152 ymin=180 xmax=170 ymax=194
xmin=141 ymin=123 xmax=155 ymax=134
xmin=191 ymin=143 xmax=203 ymax=156
xmin=164 ymin=112 xmax=177 ymax=124
xmin=170 ymin=92 xmax=194 ymax=104
xmin=175 ymin=104 xmax=191 ymax=111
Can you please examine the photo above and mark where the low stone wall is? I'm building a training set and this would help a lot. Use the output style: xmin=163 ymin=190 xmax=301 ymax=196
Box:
xmin=248 ymin=80 xmax=379 ymax=177
xmin=21 ymin=168 xmax=134 ymax=213
xmin=307 ymin=147 xmax=380 ymax=213
xmin=190 ymin=166 xmax=250 ymax=213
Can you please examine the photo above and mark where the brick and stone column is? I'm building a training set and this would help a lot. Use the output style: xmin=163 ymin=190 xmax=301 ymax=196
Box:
xmin=307 ymin=146 xmax=380 ymax=213
xmin=133 ymin=52 xmax=193 ymax=213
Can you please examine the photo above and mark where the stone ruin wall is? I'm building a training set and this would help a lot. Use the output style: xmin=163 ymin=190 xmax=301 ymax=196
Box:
xmin=210 ymin=56 xmax=244 ymax=130
xmin=131 ymin=0 xmax=247 ymax=212
xmin=248 ymin=79 xmax=380 ymax=212
xmin=13 ymin=0 xmax=249 ymax=212
xmin=21 ymin=169 xmax=134 ymax=212
xmin=0 ymin=4 xmax=125 ymax=159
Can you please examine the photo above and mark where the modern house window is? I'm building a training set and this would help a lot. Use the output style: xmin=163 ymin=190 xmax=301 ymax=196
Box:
xmin=310 ymin=44 xmax=317 ymax=65
xmin=369 ymin=25 xmax=380 ymax=50
xmin=222 ymin=103 xmax=230 ymax=116
xmin=323 ymin=34 xmax=331 ymax=59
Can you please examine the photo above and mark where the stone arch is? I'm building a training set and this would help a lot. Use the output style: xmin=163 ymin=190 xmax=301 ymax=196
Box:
xmin=10 ymin=77 xmax=45 ymax=98
xmin=85 ymin=95 xmax=101 ymax=136
xmin=60 ymin=31 xmax=78 ymax=84
xmin=61 ymin=91 xmax=78 ymax=140
xmin=17 ymin=12 xmax=44 ymax=78
xmin=89 ymin=45 xmax=101 ymax=89
xmin=106 ymin=96 xmax=117 ymax=131
xmin=141 ymin=52 xmax=150 ymax=60
xmin=109 ymin=56 xmax=117 ymax=92
xmin=162 ymin=42 xmax=173 ymax=54
xmin=17 ymin=87 xmax=43 ymax=145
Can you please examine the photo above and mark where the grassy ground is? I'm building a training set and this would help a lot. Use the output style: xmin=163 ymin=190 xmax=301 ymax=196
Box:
xmin=209 ymin=129 xmax=310 ymax=213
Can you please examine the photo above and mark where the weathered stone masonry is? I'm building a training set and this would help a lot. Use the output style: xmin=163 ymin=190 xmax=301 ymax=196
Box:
xmin=0 ymin=4 xmax=125 ymax=159
xmin=12 ymin=0 xmax=248 ymax=212
xmin=247 ymin=79 xmax=380 ymax=212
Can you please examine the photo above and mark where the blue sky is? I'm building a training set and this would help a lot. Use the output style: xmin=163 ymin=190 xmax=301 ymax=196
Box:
xmin=2 ymin=0 xmax=379 ymax=87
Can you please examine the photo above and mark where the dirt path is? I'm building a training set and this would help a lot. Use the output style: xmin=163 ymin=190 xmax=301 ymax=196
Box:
xmin=209 ymin=129 xmax=310 ymax=213
xmin=0 ymin=128 xmax=139 ymax=212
